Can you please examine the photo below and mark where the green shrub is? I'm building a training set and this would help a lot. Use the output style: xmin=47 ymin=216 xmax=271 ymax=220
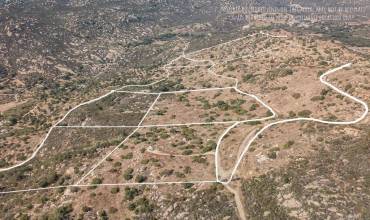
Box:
xmin=110 ymin=187 xmax=120 ymax=194
xmin=183 ymin=183 xmax=194 ymax=189
xmin=82 ymin=206 xmax=92 ymax=212
xmin=249 ymin=104 xmax=258 ymax=111
xmin=124 ymin=187 xmax=139 ymax=201
xmin=19 ymin=214 xmax=30 ymax=220
xmin=98 ymin=210 xmax=108 ymax=220
xmin=159 ymin=169 xmax=174 ymax=177
xmin=241 ymin=175 xmax=290 ymax=219
xmin=181 ymin=127 xmax=196 ymax=140
xmin=121 ymin=152 xmax=133 ymax=160
xmin=243 ymin=74 xmax=255 ymax=82
xmin=192 ymin=156 xmax=207 ymax=163
xmin=38 ymin=171 xmax=59 ymax=187
xmin=267 ymin=151 xmax=277 ymax=159
xmin=113 ymin=162 xmax=121 ymax=167
xmin=319 ymin=60 xmax=328 ymax=66
xmin=292 ymin=93 xmax=301 ymax=99
xmin=109 ymin=207 xmax=118 ymax=214
xmin=182 ymin=149 xmax=193 ymax=155
xmin=132 ymin=197 xmax=154 ymax=214
xmin=215 ymin=101 xmax=229 ymax=111
xmin=89 ymin=177 xmax=103 ymax=189
xmin=123 ymin=168 xmax=134 ymax=180
xmin=202 ymin=140 xmax=217 ymax=152
xmin=175 ymin=172 xmax=185 ymax=178
xmin=135 ymin=175 xmax=147 ymax=183
xmin=8 ymin=116 xmax=18 ymax=125
xmin=288 ymin=111 xmax=296 ymax=117
xmin=52 ymin=203 xmax=73 ymax=219
xmin=184 ymin=166 xmax=191 ymax=174
xmin=283 ymin=140 xmax=295 ymax=149
xmin=297 ymin=110 xmax=312 ymax=117
xmin=317 ymin=71 xmax=324 ymax=77
xmin=247 ymin=121 xmax=262 ymax=125
xmin=92 ymin=178 xmax=103 ymax=184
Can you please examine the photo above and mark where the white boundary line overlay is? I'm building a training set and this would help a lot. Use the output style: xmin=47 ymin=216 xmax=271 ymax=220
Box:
xmin=75 ymin=94 xmax=161 ymax=184
xmin=0 ymin=32 xmax=368 ymax=194
xmin=221 ymin=63 xmax=369 ymax=184
xmin=0 ymin=180 xmax=218 ymax=195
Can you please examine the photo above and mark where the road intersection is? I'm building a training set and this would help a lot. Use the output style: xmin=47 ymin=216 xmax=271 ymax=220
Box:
xmin=0 ymin=32 xmax=368 ymax=198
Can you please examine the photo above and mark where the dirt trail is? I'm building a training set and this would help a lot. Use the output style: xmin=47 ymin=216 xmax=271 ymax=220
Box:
xmin=218 ymin=128 xmax=258 ymax=180
xmin=224 ymin=184 xmax=247 ymax=220
xmin=0 ymin=100 xmax=27 ymax=113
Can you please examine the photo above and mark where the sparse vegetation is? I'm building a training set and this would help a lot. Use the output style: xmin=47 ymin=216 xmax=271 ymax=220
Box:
xmin=123 ymin=168 xmax=134 ymax=181
xmin=1 ymin=3 xmax=368 ymax=218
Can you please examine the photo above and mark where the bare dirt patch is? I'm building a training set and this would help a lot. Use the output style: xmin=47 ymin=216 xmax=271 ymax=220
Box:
xmin=218 ymin=122 xmax=263 ymax=180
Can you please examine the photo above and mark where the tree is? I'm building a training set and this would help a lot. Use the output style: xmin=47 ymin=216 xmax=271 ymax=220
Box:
xmin=98 ymin=210 xmax=109 ymax=220
xmin=123 ymin=168 xmax=134 ymax=180
xmin=135 ymin=175 xmax=147 ymax=183
xmin=124 ymin=187 xmax=139 ymax=201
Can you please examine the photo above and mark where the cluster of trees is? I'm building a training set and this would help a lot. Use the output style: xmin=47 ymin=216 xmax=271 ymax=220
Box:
xmin=151 ymin=79 xmax=185 ymax=92
xmin=267 ymin=67 xmax=294 ymax=80
xmin=128 ymin=33 xmax=177 ymax=47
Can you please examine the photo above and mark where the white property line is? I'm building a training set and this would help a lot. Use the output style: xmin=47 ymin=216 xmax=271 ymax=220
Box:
xmin=183 ymin=52 xmax=238 ymax=88
xmin=0 ymin=39 xmax=189 ymax=173
xmin=76 ymin=87 xmax=275 ymax=183
xmin=0 ymin=90 xmax=115 ymax=172
xmin=75 ymin=94 xmax=162 ymax=185
xmin=146 ymin=148 xmax=215 ymax=157
xmin=221 ymin=63 xmax=369 ymax=184
xmin=0 ymin=180 xmax=218 ymax=195
xmin=56 ymin=87 xmax=275 ymax=128
xmin=74 ymin=126 xmax=140 ymax=185
xmin=215 ymin=122 xmax=239 ymax=181
xmin=0 ymin=31 xmax=275 ymax=190
xmin=55 ymin=118 xmax=269 ymax=129
xmin=166 ymin=64 xmax=210 ymax=68
xmin=117 ymin=86 xmax=236 ymax=95
xmin=0 ymin=33 xmax=367 ymax=195
xmin=260 ymin=31 xmax=289 ymax=38
xmin=183 ymin=31 xmax=273 ymax=57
